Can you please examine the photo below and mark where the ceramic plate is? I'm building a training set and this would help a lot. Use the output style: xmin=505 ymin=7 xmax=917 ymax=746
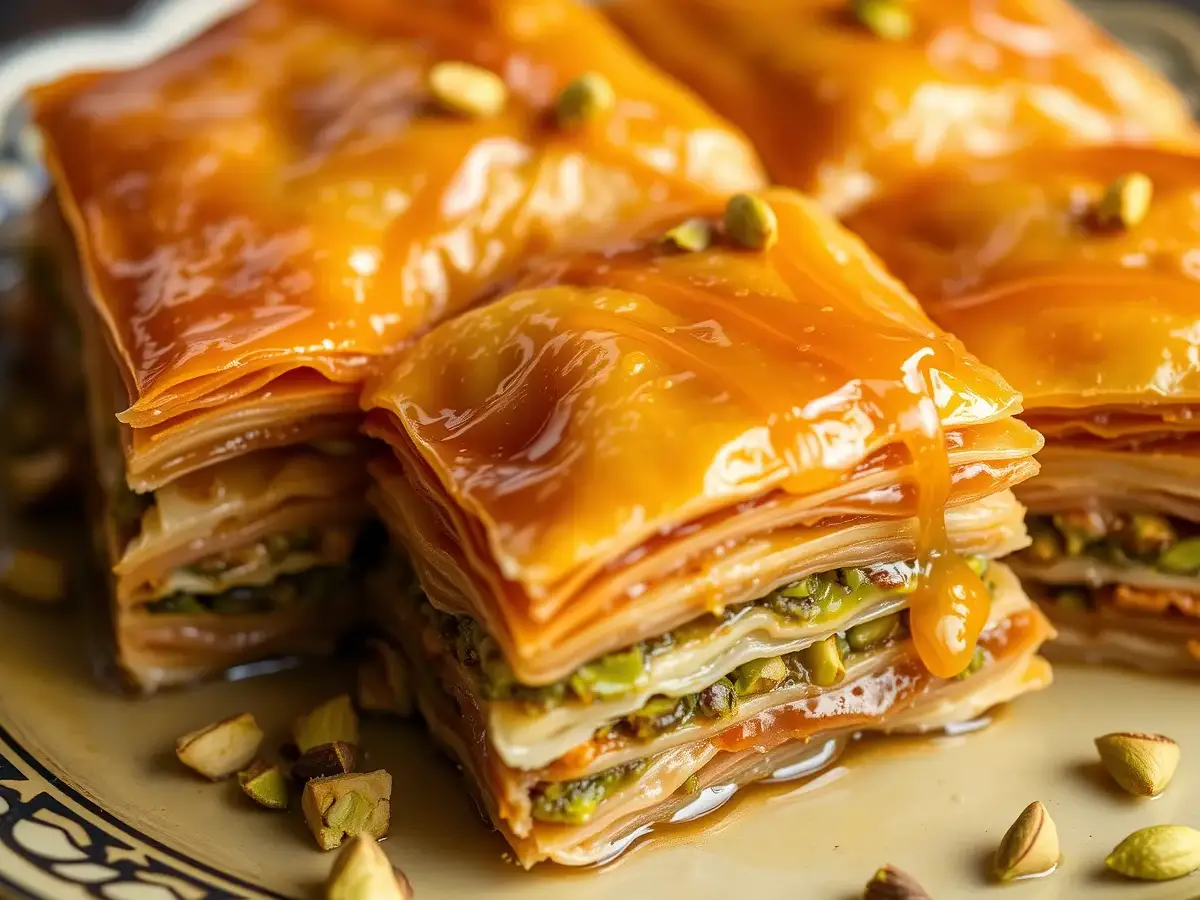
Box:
xmin=6 ymin=2 xmax=1200 ymax=898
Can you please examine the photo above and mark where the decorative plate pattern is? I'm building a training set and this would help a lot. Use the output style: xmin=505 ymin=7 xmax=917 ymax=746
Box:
xmin=4 ymin=2 xmax=1200 ymax=899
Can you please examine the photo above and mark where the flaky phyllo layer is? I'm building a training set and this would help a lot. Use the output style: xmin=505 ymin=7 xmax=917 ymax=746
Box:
xmin=365 ymin=188 xmax=1053 ymax=865
xmin=32 ymin=0 xmax=766 ymax=690
xmin=846 ymin=145 xmax=1200 ymax=672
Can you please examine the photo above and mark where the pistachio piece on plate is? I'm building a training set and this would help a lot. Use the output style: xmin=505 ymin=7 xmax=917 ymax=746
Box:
xmin=724 ymin=193 xmax=779 ymax=251
xmin=357 ymin=640 xmax=414 ymax=717
xmin=1095 ymin=732 xmax=1179 ymax=797
xmin=303 ymin=770 xmax=393 ymax=851
xmin=851 ymin=0 xmax=913 ymax=41
xmin=428 ymin=61 xmax=507 ymax=118
xmin=663 ymin=218 xmax=713 ymax=253
xmin=1094 ymin=172 xmax=1153 ymax=229
xmin=294 ymin=742 xmax=359 ymax=782
xmin=238 ymin=761 xmax=289 ymax=810
xmin=1107 ymin=825 xmax=1200 ymax=881
xmin=555 ymin=72 xmax=615 ymax=130
xmin=326 ymin=834 xmax=413 ymax=900
xmin=864 ymin=864 xmax=931 ymax=899
xmin=176 ymin=713 xmax=264 ymax=780
xmin=294 ymin=694 xmax=360 ymax=754
xmin=994 ymin=801 xmax=1059 ymax=880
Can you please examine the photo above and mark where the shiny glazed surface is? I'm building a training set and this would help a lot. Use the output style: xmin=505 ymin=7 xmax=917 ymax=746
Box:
xmin=845 ymin=145 xmax=1200 ymax=414
xmin=368 ymin=188 xmax=1028 ymax=675
xmin=606 ymin=0 xmax=1199 ymax=213
xmin=31 ymin=0 xmax=765 ymax=422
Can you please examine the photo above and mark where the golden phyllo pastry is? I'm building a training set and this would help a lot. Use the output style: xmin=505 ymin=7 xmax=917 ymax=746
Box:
xmin=364 ymin=187 xmax=1054 ymax=867
xmin=606 ymin=0 xmax=1198 ymax=213
xmin=846 ymin=145 xmax=1200 ymax=673
xmin=28 ymin=0 xmax=765 ymax=690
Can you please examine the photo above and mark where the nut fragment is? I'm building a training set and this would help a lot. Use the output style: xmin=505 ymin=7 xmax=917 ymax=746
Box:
xmin=723 ymin=193 xmax=778 ymax=251
xmin=1094 ymin=172 xmax=1153 ymax=229
xmin=357 ymin=640 xmax=414 ymax=717
xmin=294 ymin=694 xmax=360 ymax=754
xmin=326 ymin=834 xmax=413 ymax=900
xmin=294 ymin=742 xmax=359 ymax=782
xmin=303 ymin=770 xmax=393 ymax=851
xmin=555 ymin=72 xmax=615 ymax=130
xmin=864 ymin=864 xmax=931 ymax=899
xmin=852 ymin=0 xmax=913 ymax=41
xmin=428 ymin=61 xmax=507 ymax=117
xmin=238 ymin=761 xmax=289 ymax=810
xmin=1095 ymin=732 xmax=1179 ymax=797
xmin=994 ymin=801 xmax=1059 ymax=881
xmin=1 ymin=547 xmax=66 ymax=603
xmin=663 ymin=218 xmax=713 ymax=253
xmin=1107 ymin=825 xmax=1200 ymax=881
xmin=176 ymin=713 xmax=264 ymax=780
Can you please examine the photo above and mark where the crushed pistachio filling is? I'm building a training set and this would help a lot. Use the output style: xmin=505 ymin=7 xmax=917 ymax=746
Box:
xmin=184 ymin=526 xmax=322 ymax=578
xmin=425 ymin=556 xmax=991 ymax=743
xmin=1023 ymin=512 xmax=1200 ymax=576
xmin=530 ymin=759 xmax=647 ymax=825
xmin=141 ymin=566 xmax=345 ymax=616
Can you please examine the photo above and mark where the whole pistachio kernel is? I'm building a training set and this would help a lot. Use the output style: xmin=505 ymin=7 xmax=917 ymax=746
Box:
xmin=1095 ymin=732 xmax=1180 ymax=797
xmin=846 ymin=613 xmax=900 ymax=652
xmin=1094 ymin=172 xmax=1153 ymax=229
xmin=428 ymin=61 xmax=508 ymax=118
xmin=802 ymin=635 xmax=846 ymax=687
xmin=723 ymin=193 xmax=779 ymax=251
xmin=994 ymin=801 xmax=1059 ymax=881
xmin=1107 ymin=825 xmax=1200 ymax=881
xmin=663 ymin=218 xmax=713 ymax=253
xmin=555 ymin=72 xmax=616 ymax=130
xmin=851 ymin=0 xmax=913 ymax=41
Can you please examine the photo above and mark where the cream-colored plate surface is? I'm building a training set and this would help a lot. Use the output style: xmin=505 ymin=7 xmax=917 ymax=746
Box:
xmin=2 ymin=599 xmax=1200 ymax=899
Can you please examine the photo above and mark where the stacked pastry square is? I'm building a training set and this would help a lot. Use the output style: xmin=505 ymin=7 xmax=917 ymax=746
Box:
xmin=846 ymin=147 xmax=1200 ymax=673
xmin=364 ymin=188 xmax=1053 ymax=867
xmin=28 ymin=0 xmax=763 ymax=690
xmin=607 ymin=0 xmax=1198 ymax=214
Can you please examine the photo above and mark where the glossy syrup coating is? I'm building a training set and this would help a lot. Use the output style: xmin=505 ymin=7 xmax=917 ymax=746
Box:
xmin=368 ymin=188 xmax=1028 ymax=677
xmin=845 ymin=145 xmax=1200 ymax=418
xmin=606 ymin=0 xmax=1200 ymax=214
xmin=31 ymin=0 xmax=765 ymax=426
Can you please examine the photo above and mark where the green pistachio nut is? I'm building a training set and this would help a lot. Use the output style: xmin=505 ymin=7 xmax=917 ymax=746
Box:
xmin=697 ymin=677 xmax=738 ymax=719
xmin=732 ymin=656 xmax=788 ymax=696
xmin=846 ymin=613 xmax=900 ymax=652
xmin=568 ymin=646 xmax=648 ymax=702
xmin=801 ymin=636 xmax=846 ymax=687
xmin=1158 ymin=537 xmax=1200 ymax=575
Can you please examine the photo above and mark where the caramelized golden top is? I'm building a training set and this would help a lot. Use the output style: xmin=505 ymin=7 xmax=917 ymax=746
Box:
xmin=607 ymin=0 xmax=1198 ymax=213
xmin=32 ymin=0 xmax=764 ymax=421
xmin=845 ymin=146 xmax=1200 ymax=413
xmin=367 ymin=188 xmax=1023 ymax=593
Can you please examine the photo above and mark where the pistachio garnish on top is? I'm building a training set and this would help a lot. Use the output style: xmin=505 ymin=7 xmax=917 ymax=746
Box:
xmin=863 ymin=864 xmax=931 ymax=899
xmin=555 ymin=72 xmax=616 ymax=130
xmin=663 ymin=218 xmax=713 ymax=253
xmin=994 ymin=800 xmax=1059 ymax=881
xmin=326 ymin=834 xmax=413 ymax=900
xmin=1107 ymin=824 xmax=1200 ymax=881
xmin=1093 ymin=172 xmax=1153 ymax=229
xmin=724 ymin=193 xmax=779 ymax=251
xmin=851 ymin=0 xmax=913 ymax=41
xmin=294 ymin=694 xmax=360 ymax=754
xmin=428 ymin=61 xmax=508 ymax=118
xmin=1095 ymin=732 xmax=1179 ymax=797
xmin=176 ymin=713 xmax=264 ymax=781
